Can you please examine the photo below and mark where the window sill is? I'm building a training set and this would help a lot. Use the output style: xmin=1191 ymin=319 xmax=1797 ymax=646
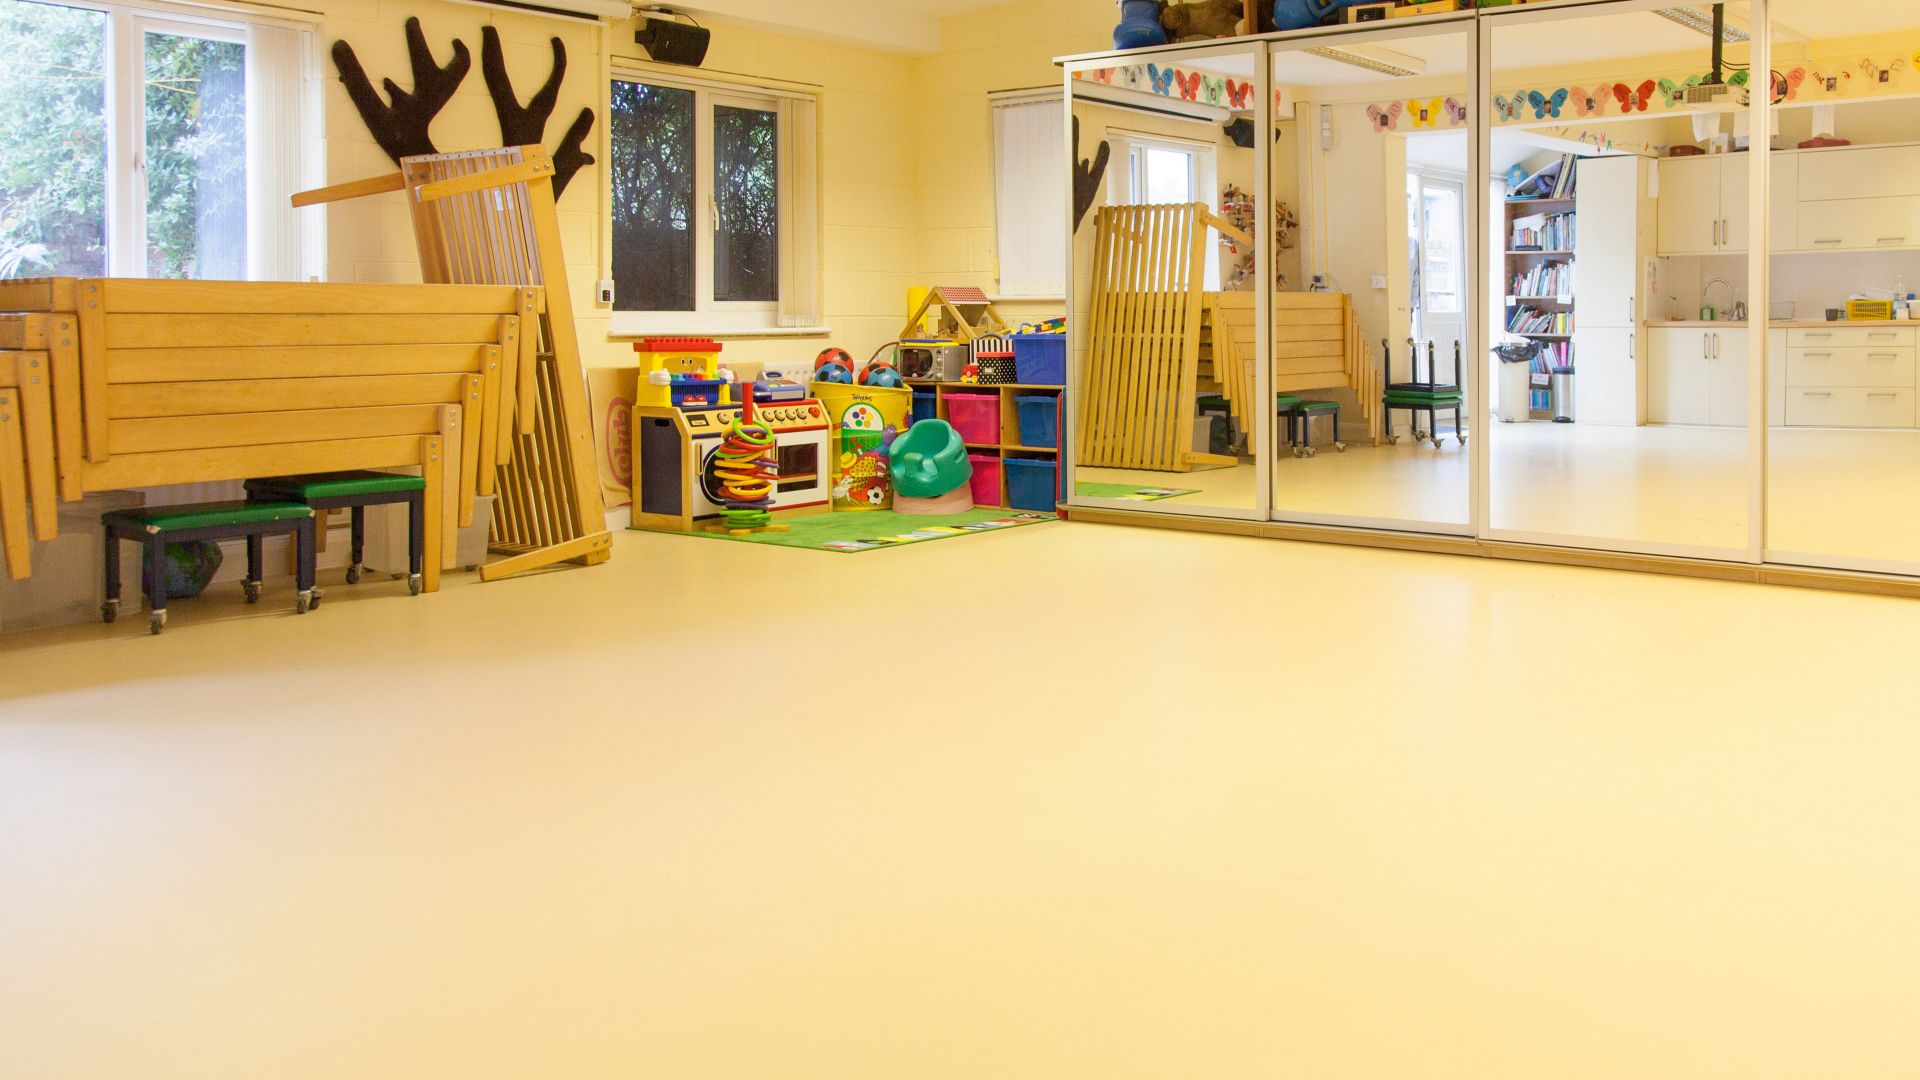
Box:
xmin=990 ymin=294 xmax=1066 ymax=304
xmin=606 ymin=326 xmax=834 ymax=341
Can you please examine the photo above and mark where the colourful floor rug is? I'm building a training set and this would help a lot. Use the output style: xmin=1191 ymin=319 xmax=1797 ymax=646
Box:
xmin=636 ymin=508 xmax=1056 ymax=553
xmin=1073 ymin=483 xmax=1200 ymax=502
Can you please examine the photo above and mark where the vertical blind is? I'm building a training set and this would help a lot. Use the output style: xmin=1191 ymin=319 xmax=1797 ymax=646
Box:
xmin=993 ymin=95 xmax=1067 ymax=298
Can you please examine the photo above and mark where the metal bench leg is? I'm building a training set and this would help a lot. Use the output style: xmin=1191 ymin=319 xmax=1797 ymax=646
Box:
xmin=244 ymin=533 xmax=264 ymax=604
xmin=102 ymin=530 xmax=121 ymax=624
xmin=407 ymin=492 xmax=425 ymax=597
xmin=1332 ymin=407 xmax=1345 ymax=451
xmin=348 ymin=507 xmax=365 ymax=585
xmin=143 ymin=539 xmax=167 ymax=635
xmin=295 ymin=517 xmax=317 ymax=614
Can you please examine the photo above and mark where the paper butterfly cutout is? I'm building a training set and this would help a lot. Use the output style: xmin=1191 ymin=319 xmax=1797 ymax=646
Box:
xmin=1771 ymin=67 xmax=1806 ymax=102
xmin=1407 ymin=98 xmax=1447 ymax=129
xmin=1443 ymin=97 xmax=1467 ymax=126
xmin=1200 ymin=76 xmax=1226 ymax=107
xmin=1173 ymin=69 xmax=1202 ymax=101
xmin=1528 ymin=88 xmax=1569 ymax=119
xmin=1614 ymin=80 xmax=1656 ymax=113
xmin=1146 ymin=65 xmax=1176 ymax=96
xmin=1570 ymin=87 xmax=1609 ymax=118
xmin=1810 ymin=68 xmax=1850 ymax=93
xmin=1366 ymin=100 xmax=1403 ymax=133
xmin=1860 ymin=57 xmax=1906 ymax=84
xmin=1090 ymin=68 xmax=1114 ymax=85
xmin=1492 ymin=94 xmax=1525 ymax=123
xmin=1225 ymin=80 xmax=1253 ymax=109
xmin=1658 ymin=75 xmax=1704 ymax=107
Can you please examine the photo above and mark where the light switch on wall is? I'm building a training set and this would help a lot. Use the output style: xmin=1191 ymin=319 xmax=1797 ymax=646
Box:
xmin=1371 ymin=273 xmax=1387 ymax=289
xmin=596 ymin=278 xmax=615 ymax=305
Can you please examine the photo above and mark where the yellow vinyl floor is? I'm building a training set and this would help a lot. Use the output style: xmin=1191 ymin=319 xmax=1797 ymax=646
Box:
xmin=4 ymin=520 xmax=1920 ymax=1078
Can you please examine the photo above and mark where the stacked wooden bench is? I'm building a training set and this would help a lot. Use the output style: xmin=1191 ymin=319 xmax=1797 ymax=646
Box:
xmin=0 ymin=276 xmax=541 ymax=593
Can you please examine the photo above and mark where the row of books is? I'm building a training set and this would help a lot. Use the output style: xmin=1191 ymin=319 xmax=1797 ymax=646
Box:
xmin=1511 ymin=212 xmax=1576 ymax=251
xmin=1509 ymin=153 xmax=1579 ymax=200
xmin=1529 ymin=341 xmax=1572 ymax=411
xmin=1508 ymin=306 xmax=1573 ymax=335
xmin=1509 ymin=261 xmax=1573 ymax=297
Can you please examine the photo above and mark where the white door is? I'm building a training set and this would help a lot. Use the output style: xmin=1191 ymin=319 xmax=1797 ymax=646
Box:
xmin=1707 ymin=328 xmax=1750 ymax=426
xmin=1647 ymin=328 xmax=1710 ymax=424
xmin=1718 ymin=157 xmax=1749 ymax=253
xmin=1574 ymin=155 xmax=1638 ymax=326
xmin=1409 ymin=171 xmax=1467 ymax=354
xmin=1572 ymin=326 xmax=1638 ymax=425
xmin=1655 ymin=156 xmax=1721 ymax=256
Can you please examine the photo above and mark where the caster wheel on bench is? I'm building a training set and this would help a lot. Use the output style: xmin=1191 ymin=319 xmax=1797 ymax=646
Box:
xmin=148 ymin=610 xmax=168 ymax=636
xmin=101 ymin=599 xmax=119 ymax=624
xmin=346 ymin=564 xmax=362 ymax=585
xmin=408 ymin=573 xmax=423 ymax=597
xmin=243 ymin=580 xmax=261 ymax=604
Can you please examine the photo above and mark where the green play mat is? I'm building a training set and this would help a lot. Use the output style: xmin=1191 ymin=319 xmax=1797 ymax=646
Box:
xmin=1073 ymin=483 xmax=1199 ymax=502
xmin=635 ymin=508 xmax=1056 ymax=553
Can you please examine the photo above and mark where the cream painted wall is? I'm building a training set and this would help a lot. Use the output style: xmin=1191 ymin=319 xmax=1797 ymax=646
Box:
xmin=313 ymin=0 xmax=919 ymax=374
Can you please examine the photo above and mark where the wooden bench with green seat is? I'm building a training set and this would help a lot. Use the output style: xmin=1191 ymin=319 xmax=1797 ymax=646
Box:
xmin=102 ymin=501 xmax=318 ymax=635
xmin=1383 ymin=338 xmax=1466 ymax=450
xmin=244 ymin=471 xmax=427 ymax=595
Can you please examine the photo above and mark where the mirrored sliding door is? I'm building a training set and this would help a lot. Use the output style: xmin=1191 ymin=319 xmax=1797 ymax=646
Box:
xmin=1067 ymin=41 xmax=1270 ymax=518
xmin=1485 ymin=1 xmax=1755 ymax=558
xmin=1268 ymin=18 xmax=1475 ymax=532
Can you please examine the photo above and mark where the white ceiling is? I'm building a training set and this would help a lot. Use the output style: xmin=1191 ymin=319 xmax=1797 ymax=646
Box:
xmin=680 ymin=0 xmax=1007 ymax=53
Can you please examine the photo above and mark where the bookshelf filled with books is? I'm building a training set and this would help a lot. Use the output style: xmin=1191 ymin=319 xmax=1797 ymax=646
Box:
xmin=1505 ymin=153 xmax=1579 ymax=417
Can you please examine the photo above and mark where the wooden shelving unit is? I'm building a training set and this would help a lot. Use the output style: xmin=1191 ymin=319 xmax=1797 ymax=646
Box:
xmin=906 ymin=380 xmax=1063 ymax=510
xmin=1505 ymin=193 xmax=1577 ymax=419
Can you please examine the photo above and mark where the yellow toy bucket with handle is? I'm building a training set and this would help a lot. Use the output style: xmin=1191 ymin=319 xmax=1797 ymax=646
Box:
xmin=812 ymin=382 xmax=912 ymax=511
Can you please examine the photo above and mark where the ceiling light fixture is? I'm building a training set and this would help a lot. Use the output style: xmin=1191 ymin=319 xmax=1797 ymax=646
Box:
xmin=1654 ymin=6 xmax=1750 ymax=42
xmin=1303 ymin=45 xmax=1425 ymax=78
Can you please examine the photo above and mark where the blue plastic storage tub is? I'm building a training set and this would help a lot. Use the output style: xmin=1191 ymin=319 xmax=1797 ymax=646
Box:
xmin=911 ymin=390 xmax=937 ymax=427
xmin=1003 ymin=458 xmax=1059 ymax=513
xmin=1012 ymin=333 xmax=1066 ymax=385
xmin=1013 ymin=395 xmax=1058 ymax=448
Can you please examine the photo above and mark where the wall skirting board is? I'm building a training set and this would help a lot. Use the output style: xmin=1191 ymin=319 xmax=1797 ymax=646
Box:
xmin=1060 ymin=506 xmax=1920 ymax=600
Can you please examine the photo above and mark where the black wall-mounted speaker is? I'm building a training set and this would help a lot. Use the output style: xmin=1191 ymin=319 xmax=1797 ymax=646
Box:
xmin=635 ymin=16 xmax=710 ymax=67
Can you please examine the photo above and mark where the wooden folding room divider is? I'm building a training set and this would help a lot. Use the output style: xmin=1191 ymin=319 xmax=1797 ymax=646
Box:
xmin=294 ymin=145 xmax=610 ymax=582
xmin=1079 ymin=202 xmax=1249 ymax=473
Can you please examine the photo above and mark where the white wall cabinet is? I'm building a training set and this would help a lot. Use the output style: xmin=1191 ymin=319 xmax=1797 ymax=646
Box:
xmin=1572 ymin=155 xmax=1651 ymax=425
xmin=1648 ymin=326 xmax=1748 ymax=425
xmin=1795 ymin=197 xmax=1920 ymax=252
xmin=1656 ymin=156 xmax=1757 ymax=255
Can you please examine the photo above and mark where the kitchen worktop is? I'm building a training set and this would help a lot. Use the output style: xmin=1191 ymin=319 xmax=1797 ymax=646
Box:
xmin=1652 ymin=319 xmax=1920 ymax=328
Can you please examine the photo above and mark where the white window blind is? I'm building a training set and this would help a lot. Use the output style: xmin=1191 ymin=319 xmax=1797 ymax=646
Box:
xmin=992 ymin=95 xmax=1067 ymax=298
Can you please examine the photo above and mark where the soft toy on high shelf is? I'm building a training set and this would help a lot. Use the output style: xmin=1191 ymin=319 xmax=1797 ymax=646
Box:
xmin=1272 ymin=0 xmax=1371 ymax=30
xmin=1162 ymin=0 xmax=1246 ymax=41
xmin=1113 ymin=0 xmax=1169 ymax=49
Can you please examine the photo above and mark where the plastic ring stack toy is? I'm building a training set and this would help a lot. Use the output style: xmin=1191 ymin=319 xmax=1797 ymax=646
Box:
xmin=707 ymin=395 xmax=790 ymax=535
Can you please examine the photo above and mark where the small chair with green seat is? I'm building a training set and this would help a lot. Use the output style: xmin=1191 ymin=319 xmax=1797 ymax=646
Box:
xmin=1382 ymin=338 xmax=1467 ymax=450
xmin=1273 ymin=394 xmax=1303 ymax=455
xmin=1285 ymin=399 xmax=1347 ymax=458
xmin=243 ymin=471 xmax=428 ymax=595
xmin=102 ymin=501 xmax=318 ymax=635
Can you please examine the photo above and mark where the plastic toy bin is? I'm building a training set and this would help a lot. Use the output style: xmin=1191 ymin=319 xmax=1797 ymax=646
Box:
xmin=946 ymin=392 xmax=1000 ymax=445
xmin=968 ymin=453 xmax=1002 ymax=508
xmin=1014 ymin=395 xmax=1058 ymax=448
xmin=911 ymin=390 xmax=937 ymax=427
xmin=1012 ymin=333 xmax=1066 ymax=385
xmin=1004 ymin=458 xmax=1058 ymax=512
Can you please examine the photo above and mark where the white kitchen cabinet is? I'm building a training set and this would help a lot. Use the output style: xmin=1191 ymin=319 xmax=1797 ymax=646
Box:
xmin=1796 ymin=197 xmax=1920 ymax=252
xmin=1647 ymin=326 xmax=1748 ymax=425
xmin=1572 ymin=326 xmax=1639 ymax=425
xmin=1576 ymin=156 xmax=1649 ymax=327
xmin=1656 ymin=156 xmax=1724 ymax=256
xmin=1797 ymin=144 xmax=1920 ymax=201
xmin=1779 ymin=324 xmax=1918 ymax=428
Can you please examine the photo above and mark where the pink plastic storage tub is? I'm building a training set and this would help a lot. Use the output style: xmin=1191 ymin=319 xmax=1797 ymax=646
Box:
xmin=946 ymin=393 xmax=1000 ymax=445
xmin=968 ymin=453 xmax=1002 ymax=508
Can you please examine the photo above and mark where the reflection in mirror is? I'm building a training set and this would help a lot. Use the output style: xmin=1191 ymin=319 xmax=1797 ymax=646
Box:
xmin=1070 ymin=47 xmax=1263 ymax=512
xmin=1488 ymin=3 xmax=1753 ymax=554
xmin=1765 ymin=0 xmax=1920 ymax=574
xmin=1268 ymin=29 xmax=1472 ymax=531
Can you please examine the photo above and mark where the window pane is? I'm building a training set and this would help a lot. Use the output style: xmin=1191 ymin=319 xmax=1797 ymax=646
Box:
xmin=144 ymin=31 xmax=246 ymax=279
xmin=0 ymin=1 xmax=106 ymax=279
xmin=713 ymin=104 xmax=777 ymax=303
xmin=1143 ymin=146 xmax=1190 ymax=204
xmin=1422 ymin=185 xmax=1461 ymax=314
xmin=610 ymin=80 xmax=695 ymax=311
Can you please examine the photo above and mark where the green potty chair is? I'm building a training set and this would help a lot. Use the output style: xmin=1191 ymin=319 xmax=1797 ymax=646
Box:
xmin=888 ymin=420 xmax=974 ymax=515
xmin=244 ymin=471 xmax=429 ymax=595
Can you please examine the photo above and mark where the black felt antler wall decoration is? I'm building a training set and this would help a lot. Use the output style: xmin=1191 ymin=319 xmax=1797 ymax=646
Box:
xmin=479 ymin=26 xmax=596 ymax=198
xmin=332 ymin=17 xmax=470 ymax=163
xmin=1073 ymin=117 xmax=1112 ymax=233
xmin=331 ymin=20 xmax=596 ymax=199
